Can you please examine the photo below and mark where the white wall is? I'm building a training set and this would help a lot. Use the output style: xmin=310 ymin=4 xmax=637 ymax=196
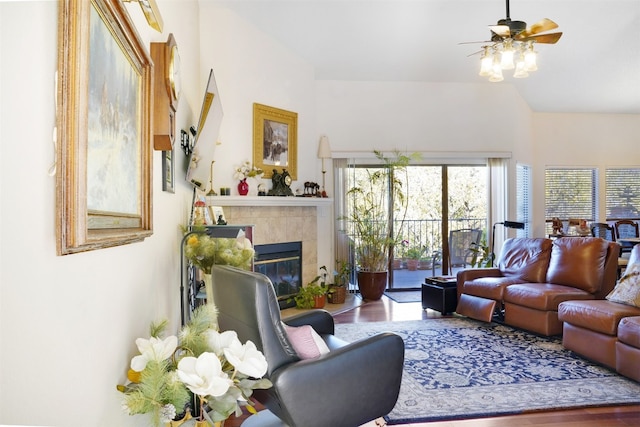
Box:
xmin=0 ymin=1 xmax=202 ymax=426
xmin=532 ymin=113 xmax=640 ymax=237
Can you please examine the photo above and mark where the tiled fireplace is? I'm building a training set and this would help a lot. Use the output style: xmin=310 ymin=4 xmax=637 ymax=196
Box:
xmin=219 ymin=198 xmax=332 ymax=286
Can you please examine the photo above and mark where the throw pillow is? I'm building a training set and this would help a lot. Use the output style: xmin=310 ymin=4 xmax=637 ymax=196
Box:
xmin=284 ymin=324 xmax=330 ymax=359
xmin=606 ymin=262 xmax=640 ymax=307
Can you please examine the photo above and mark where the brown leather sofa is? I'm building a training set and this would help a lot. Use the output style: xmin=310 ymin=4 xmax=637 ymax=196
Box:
xmin=456 ymin=237 xmax=619 ymax=336
xmin=558 ymin=245 xmax=640 ymax=380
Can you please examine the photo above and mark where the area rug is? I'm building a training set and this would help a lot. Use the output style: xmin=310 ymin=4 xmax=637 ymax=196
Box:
xmin=384 ymin=291 xmax=422 ymax=303
xmin=334 ymin=318 xmax=640 ymax=424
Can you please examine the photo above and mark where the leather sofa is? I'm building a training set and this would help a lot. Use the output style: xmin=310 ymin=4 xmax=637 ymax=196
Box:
xmin=456 ymin=237 xmax=619 ymax=336
xmin=558 ymin=245 xmax=640 ymax=380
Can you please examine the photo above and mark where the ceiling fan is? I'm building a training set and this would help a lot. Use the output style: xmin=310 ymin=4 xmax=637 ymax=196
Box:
xmin=487 ymin=0 xmax=563 ymax=45
xmin=463 ymin=0 xmax=563 ymax=81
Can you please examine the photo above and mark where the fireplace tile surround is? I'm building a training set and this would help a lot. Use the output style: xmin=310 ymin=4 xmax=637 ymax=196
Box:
xmin=215 ymin=196 xmax=333 ymax=286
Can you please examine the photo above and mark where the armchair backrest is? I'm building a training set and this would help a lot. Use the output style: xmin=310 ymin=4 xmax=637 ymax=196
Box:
xmin=498 ymin=238 xmax=553 ymax=283
xmin=211 ymin=265 xmax=298 ymax=376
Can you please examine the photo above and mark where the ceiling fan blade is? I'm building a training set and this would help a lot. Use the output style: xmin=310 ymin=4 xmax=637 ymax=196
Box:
xmin=521 ymin=32 xmax=563 ymax=44
xmin=458 ymin=40 xmax=493 ymax=45
xmin=517 ymin=18 xmax=559 ymax=38
xmin=489 ymin=25 xmax=511 ymax=38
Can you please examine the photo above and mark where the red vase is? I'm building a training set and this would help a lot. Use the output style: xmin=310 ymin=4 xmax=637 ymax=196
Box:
xmin=238 ymin=179 xmax=249 ymax=196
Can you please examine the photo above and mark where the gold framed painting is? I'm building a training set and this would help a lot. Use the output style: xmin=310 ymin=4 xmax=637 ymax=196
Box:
xmin=56 ymin=0 xmax=153 ymax=255
xmin=252 ymin=103 xmax=297 ymax=179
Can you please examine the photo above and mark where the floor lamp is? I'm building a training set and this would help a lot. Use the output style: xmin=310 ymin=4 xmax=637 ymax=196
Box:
xmin=490 ymin=221 xmax=526 ymax=266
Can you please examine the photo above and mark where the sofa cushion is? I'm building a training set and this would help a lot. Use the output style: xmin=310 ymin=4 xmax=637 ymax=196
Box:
xmin=618 ymin=316 xmax=640 ymax=349
xmin=606 ymin=262 xmax=640 ymax=307
xmin=498 ymin=238 xmax=553 ymax=283
xmin=558 ymin=300 xmax=640 ymax=336
xmin=546 ymin=237 xmax=608 ymax=294
xmin=504 ymin=283 xmax=593 ymax=311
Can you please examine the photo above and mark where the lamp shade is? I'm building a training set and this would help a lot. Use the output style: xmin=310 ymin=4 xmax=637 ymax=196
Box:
xmin=317 ymin=135 xmax=331 ymax=159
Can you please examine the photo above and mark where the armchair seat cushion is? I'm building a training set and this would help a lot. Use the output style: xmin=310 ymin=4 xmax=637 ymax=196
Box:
xmin=558 ymin=300 xmax=640 ymax=336
xmin=504 ymin=283 xmax=593 ymax=311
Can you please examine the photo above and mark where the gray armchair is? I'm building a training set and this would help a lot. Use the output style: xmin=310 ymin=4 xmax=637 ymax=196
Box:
xmin=211 ymin=265 xmax=405 ymax=427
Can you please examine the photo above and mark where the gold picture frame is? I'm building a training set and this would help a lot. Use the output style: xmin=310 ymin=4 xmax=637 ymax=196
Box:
xmin=252 ymin=103 xmax=297 ymax=179
xmin=56 ymin=0 xmax=153 ymax=255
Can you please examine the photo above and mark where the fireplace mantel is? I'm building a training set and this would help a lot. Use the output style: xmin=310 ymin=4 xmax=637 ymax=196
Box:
xmin=207 ymin=196 xmax=333 ymax=207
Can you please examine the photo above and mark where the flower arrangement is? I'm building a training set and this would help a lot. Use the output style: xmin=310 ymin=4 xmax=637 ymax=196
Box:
xmin=233 ymin=161 xmax=264 ymax=181
xmin=118 ymin=305 xmax=272 ymax=426
xmin=184 ymin=228 xmax=255 ymax=273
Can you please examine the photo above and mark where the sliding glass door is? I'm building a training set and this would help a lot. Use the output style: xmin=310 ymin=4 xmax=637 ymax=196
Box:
xmin=344 ymin=162 xmax=488 ymax=290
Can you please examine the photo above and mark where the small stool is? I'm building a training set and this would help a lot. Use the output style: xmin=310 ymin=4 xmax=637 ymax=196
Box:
xmin=422 ymin=277 xmax=457 ymax=315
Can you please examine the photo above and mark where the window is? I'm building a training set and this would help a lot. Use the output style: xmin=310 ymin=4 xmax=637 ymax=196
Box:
xmin=545 ymin=168 xmax=597 ymax=234
xmin=516 ymin=163 xmax=531 ymax=237
xmin=605 ymin=168 xmax=640 ymax=220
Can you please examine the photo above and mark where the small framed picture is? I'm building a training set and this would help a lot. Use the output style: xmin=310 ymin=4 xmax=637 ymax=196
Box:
xmin=162 ymin=149 xmax=175 ymax=193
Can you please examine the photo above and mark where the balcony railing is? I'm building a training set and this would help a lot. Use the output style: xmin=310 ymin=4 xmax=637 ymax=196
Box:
xmin=396 ymin=217 xmax=487 ymax=259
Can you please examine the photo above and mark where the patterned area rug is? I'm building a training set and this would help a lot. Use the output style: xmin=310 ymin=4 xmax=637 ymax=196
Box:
xmin=334 ymin=318 xmax=640 ymax=424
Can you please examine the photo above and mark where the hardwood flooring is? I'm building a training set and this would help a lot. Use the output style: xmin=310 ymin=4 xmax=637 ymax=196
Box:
xmin=227 ymin=295 xmax=640 ymax=427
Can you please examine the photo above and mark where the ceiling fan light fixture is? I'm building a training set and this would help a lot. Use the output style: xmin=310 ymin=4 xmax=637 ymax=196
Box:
xmin=479 ymin=47 xmax=493 ymax=76
xmin=513 ymin=59 xmax=529 ymax=78
xmin=500 ymin=40 xmax=515 ymax=70
xmin=489 ymin=62 xmax=504 ymax=82
xmin=524 ymin=43 xmax=538 ymax=71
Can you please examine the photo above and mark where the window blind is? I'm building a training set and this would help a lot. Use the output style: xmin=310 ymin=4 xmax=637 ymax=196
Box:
xmin=545 ymin=168 xmax=597 ymax=222
xmin=516 ymin=163 xmax=531 ymax=237
xmin=605 ymin=168 xmax=640 ymax=220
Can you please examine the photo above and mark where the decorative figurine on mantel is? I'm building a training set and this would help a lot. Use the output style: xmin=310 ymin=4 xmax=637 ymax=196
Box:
xmin=302 ymin=181 xmax=320 ymax=197
xmin=268 ymin=169 xmax=294 ymax=196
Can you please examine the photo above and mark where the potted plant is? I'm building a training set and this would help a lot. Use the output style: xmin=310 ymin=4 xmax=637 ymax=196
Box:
xmin=405 ymin=246 xmax=424 ymax=271
xmin=328 ymin=260 xmax=350 ymax=304
xmin=344 ymin=150 xmax=420 ymax=300
xmin=469 ymin=236 xmax=492 ymax=268
xmin=293 ymin=266 xmax=329 ymax=309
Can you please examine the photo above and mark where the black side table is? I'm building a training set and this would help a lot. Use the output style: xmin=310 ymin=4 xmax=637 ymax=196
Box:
xmin=422 ymin=276 xmax=458 ymax=315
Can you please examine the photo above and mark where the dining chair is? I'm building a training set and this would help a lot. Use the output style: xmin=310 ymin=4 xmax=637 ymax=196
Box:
xmin=614 ymin=219 xmax=639 ymax=255
xmin=591 ymin=222 xmax=626 ymax=278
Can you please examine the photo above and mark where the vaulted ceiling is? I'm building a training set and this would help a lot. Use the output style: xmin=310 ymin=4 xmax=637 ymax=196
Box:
xmin=212 ymin=0 xmax=640 ymax=114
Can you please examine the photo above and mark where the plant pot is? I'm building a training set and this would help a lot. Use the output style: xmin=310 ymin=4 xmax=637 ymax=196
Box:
xmin=406 ymin=259 xmax=419 ymax=271
xmin=328 ymin=286 xmax=347 ymax=304
xmin=313 ymin=294 xmax=326 ymax=308
xmin=357 ymin=271 xmax=387 ymax=301
xmin=392 ymin=259 xmax=403 ymax=270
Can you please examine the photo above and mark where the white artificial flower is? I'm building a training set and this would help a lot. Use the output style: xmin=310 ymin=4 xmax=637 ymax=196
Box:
xmin=130 ymin=335 xmax=178 ymax=372
xmin=177 ymin=352 xmax=232 ymax=397
xmin=206 ymin=329 xmax=240 ymax=357
xmin=224 ymin=340 xmax=268 ymax=378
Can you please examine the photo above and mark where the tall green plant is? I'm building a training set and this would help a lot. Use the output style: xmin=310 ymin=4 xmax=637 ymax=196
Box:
xmin=345 ymin=150 xmax=420 ymax=272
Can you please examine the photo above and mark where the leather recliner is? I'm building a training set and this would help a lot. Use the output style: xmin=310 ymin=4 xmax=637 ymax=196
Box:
xmin=210 ymin=265 xmax=405 ymax=427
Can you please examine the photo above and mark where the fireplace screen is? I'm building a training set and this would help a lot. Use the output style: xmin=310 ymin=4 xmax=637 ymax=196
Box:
xmin=254 ymin=242 xmax=302 ymax=309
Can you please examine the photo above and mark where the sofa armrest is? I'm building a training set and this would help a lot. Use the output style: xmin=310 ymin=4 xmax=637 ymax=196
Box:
xmin=283 ymin=309 xmax=334 ymax=335
xmin=456 ymin=268 xmax=503 ymax=299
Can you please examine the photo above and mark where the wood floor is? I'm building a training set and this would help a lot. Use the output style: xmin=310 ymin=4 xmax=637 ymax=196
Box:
xmin=229 ymin=295 xmax=640 ymax=427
